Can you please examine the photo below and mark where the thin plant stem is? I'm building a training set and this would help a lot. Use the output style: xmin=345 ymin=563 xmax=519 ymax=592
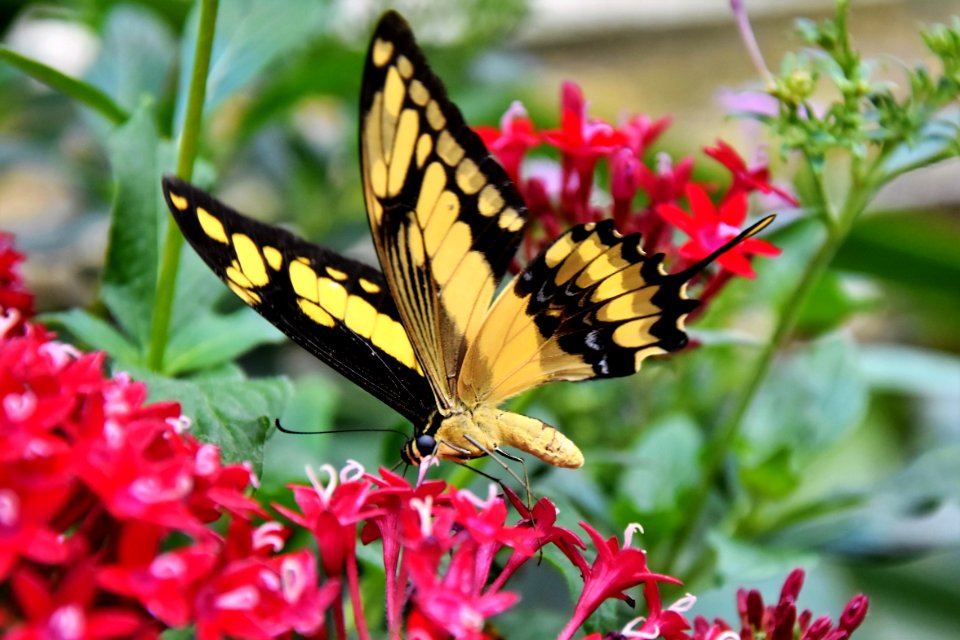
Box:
xmin=146 ymin=0 xmax=219 ymax=371
xmin=345 ymin=541 xmax=371 ymax=640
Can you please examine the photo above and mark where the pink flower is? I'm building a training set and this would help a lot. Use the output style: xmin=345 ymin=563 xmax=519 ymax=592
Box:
xmin=657 ymin=183 xmax=781 ymax=278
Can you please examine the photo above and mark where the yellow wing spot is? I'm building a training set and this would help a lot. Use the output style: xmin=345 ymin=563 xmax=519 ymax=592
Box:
xmin=498 ymin=207 xmax=524 ymax=232
xmin=289 ymin=260 xmax=319 ymax=303
xmin=576 ymin=248 xmax=629 ymax=288
xmin=424 ymin=191 xmax=460 ymax=257
xmin=432 ymin=221 xmax=472 ymax=284
xmin=478 ymin=185 xmax=504 ymax=217
xmin=384 ymin=67 xmax=405 ymax=119
xmin=545 ymin=234 xmax=577 ymax=268
xmin=298 ymin=298 xmax=336 ymax=328
xmin=409 ymin=79 xmax=429 ymax=105
xmin=371 ymin=158 xmax=388 ymax=199
xmin=416 ymin=133 xmax=433 ymax=168
xmin=263 ymin=246 xmax=283 ymax=271
xmin=168 ymin=192 xmax=189 ymax=211
xmin=426 ymin=100 xmax=446 ymax=130
xmin=436 ymin=130 xmax=464 ymax=166
xmin=372 ymin=38 xmax=394 ymax=67
xmin=343 ymin=294 xmax=378 ymax=337
xmin=226 ymin=266 xmax=254 ymax=290
xmin=612 ymin=316 xmax=659 ymax=348
xmin=325 ymin=266 xmax=348 ymax=281
xmin=592 ymin=268 xmax=651 ymax=303
xmin=455 ymin=158 xmax=485 ymax=195
xmin=396 ymin=54 xmax=414 ymax=79
xmin=555 ymin=233 xmax=604 ymax=285
xmin=415 ymin=162 xmax=446 ymax=228
xmin=232 ymin=234 xmax=269 ymax=287
xmin=359 ymin=278 xmax=381 ymax=294
xmin=318 ymin=277 xmax=348 ymax=320
xmin=388 ymin=109 xmax=419 ymax=196
xmin=596 ymin=287 xmax=658 ymax=323
xmin=371 ymin=316 xmax=419 ymax=370
xmin=228 ymin=281 xmax=261 ymax=306
xmin=634 ymin=345 xmax=667 ymax=370
xmin=196 ymin=207 xmax=229 ymax=244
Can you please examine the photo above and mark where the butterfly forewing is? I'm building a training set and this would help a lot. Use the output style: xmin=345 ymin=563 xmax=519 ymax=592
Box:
xmin=359 ymin=11 xmax=528 ymax=410
xmin=162 ymin=176 xmax=436 ymax=426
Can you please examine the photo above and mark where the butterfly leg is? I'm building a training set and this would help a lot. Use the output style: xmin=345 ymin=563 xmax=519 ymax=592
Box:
xmin=492 ymin=446 xmax=533 ymax=511
xmin=462 ymin=434 xmax=532 ymax=509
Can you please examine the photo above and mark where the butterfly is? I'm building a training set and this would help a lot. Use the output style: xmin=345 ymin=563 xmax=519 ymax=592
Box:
xmin=162 ymin=11 xmax=773 ymax=470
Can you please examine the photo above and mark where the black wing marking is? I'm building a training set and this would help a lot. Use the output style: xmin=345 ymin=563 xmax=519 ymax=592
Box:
xmin=162 ymin=175 xmax=435 ymax=426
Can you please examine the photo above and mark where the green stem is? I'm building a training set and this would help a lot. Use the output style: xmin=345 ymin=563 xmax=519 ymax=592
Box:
xmin=146 ymin=0 xmax=219 ymax=371
xmin=662 ymin=161 xmax=872 ymax=577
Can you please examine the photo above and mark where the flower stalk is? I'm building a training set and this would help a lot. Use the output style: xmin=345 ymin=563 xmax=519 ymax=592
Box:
xmin=146 ymin=0 xmax=220 ymax=371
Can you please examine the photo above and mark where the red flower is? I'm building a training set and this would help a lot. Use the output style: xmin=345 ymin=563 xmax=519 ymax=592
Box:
xmin=543 ymin=81 xmax=628 ymax=162
xmin=620 ymin=113 xmax=672 ymax=157
xmin=657 ymin=183 xmax=781 ymax=278
xmin=637 ymin=153 xmax=695 ymax=207
xmin=0 ymin=233 xmax=34 ymax=328
xmin=690 ymin=569 xmax=870 ymax=640
xmin=475 ymin=101 xmax=539 ymax=183
xmin=558 ymin=523 xmax=681 ymax=640
xmin=705 ymin=140 xmax=799 ymax=206
xmin=8 ymin=562 xmax=158 ymax=639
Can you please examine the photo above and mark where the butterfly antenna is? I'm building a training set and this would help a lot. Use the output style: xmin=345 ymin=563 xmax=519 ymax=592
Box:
xmin=674 ymin=214 xmax=776 ymax=281
xmin=274 ymin=418 xmax=409 ymax=439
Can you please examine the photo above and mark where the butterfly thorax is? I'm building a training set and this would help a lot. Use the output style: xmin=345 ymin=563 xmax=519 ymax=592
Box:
xmin=404 ymin=404 xmax=584 ymax=469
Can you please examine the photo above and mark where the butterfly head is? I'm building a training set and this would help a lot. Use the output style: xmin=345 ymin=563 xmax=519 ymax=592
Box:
xmin=400 ymin=411 xmax=445 ymax=465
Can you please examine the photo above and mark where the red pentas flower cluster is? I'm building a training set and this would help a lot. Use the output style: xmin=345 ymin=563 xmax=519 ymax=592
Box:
xmin=0 ymin=280 xmax=331 ymax=636
xmin=476 ymin=82 xmax=794 ymax=309
xmin=0 ymin=233 xmax=34 ymax=333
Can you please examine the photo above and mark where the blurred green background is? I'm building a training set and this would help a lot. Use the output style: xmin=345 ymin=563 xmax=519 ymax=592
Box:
xmin=1 ymin=1 xmax=958 ymax=638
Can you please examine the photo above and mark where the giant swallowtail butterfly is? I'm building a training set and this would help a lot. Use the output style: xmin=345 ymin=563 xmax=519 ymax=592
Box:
xmin=163 ymin=11 xmax=773 ymax=469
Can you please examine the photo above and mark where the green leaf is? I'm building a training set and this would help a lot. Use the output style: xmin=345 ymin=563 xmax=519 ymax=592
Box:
xmin=857 ymin=344 xmax=960 ymax=397
xmin=169 ymin=239 xmax=227 ymax=332
xmin=261 ymin=376 xmax=340 ymax=491
xmin=739 ymin=448 xmax=801 ymax=499
xmin=174 ymin=0 xmax=330 ymax=130
xmin=621 ymin=415 xmax=703 ymax=514
xmin=880 ymin=112 xmax=960 ymax=177
xmin=163 ymin=307 xmax=285 ymax=375
xmin=709 ymin=530 xmax=818 ymax=585
xmin=795 ymin=268 xmax=879 ymax=336
xmin=101 ymin=103 xmax=163 ymax=353
xmin=39 ymin=309 xmax=140 ymax=365
xmin=132 ymin=364 xmax=292 ymax=471
xmin=772 ymin=447 xmax=960 ymax=555
xmin=85 ymin=5 xmax=176 ymax=112
xmin=833 ymin=209 xmax=960 ymax=297
xmin=0 ymin=47 xmax=127 ymax=124
xmin=742 ymin=333 xmax=868 ymax=464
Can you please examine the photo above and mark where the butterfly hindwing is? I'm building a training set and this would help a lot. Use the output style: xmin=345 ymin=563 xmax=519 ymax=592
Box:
xmin=162 ymin=176 xmax=436 ymax=426
xmin=359 ymin=11 xmax=528 ymax=409
xmin=459 ymin=220 xmax=697 ymax=405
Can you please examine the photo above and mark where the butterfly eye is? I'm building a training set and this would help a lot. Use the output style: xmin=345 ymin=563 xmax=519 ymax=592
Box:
xmin=415 ymin=434 xmax=437 ymax=456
